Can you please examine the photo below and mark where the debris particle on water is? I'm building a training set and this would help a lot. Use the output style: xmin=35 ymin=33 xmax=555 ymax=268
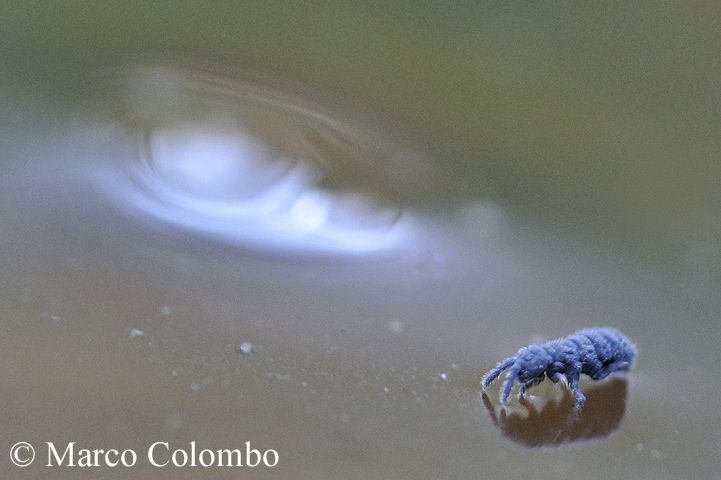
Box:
xmin=383 ymin=387 xmax=390 ymax=393
xmin=234 ymin=341 xmax=256 ymax=358
xmin=439 ymin=373 xmax=448 ymax=381
xmin=160 ymin=306 xmax=171 ymax=316
xmin=165 ymin=413 xmax=185 ymax=430
xmin=129 ymin=328 xmax=145 ymax=338
xmin=42 ymin=311 xmax=63 ymax=321
xmin=388 ymin=319 xmax=404 ymax=334
xmin=451 ymin=363 xmax=459 ymax=370
xmin=267 ymin=372 xmax=290 ymax=382
xmin=190 ymin=382 xmax=200 ymax=392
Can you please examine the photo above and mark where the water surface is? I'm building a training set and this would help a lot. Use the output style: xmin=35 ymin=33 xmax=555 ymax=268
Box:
xmin=2 ymin=3 xmax=721 ymax=479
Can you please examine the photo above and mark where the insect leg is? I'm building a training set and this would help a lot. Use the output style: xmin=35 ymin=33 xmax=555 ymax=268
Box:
xmin=481 ymin=357 xmax=515 ymax=388
xmin=566 ymin=368 xmax=586 ymax=411
xmin=518 ymin=374 xmax=545 ymax=399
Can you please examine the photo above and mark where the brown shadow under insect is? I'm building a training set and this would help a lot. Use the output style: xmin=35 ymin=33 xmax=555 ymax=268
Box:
xmin=481 ymin=378 xmax=628 ymax=448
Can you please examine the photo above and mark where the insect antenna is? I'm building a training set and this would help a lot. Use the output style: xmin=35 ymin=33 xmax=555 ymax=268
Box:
xmin=481 ymin=357 xmax=515 ymax=387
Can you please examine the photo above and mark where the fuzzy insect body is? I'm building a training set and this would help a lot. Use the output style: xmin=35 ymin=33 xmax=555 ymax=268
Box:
xmin=481 ymin=328 xmax=635 ymax=411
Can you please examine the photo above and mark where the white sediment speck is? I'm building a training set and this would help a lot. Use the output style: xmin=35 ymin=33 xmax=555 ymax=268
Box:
xmin=165 ymin=413 xmax=184 ymax=430
xmin=388 ymin=320 xmax=404 ymax=334
xmin=235 ymin=341 xmax=256 ymax=357
xmin=160 ymin=306 xmax=171 ymax=316
xmin=190 ymin=382 xmax=200 ymax=392
xmin=42 ymin=311 xmax=63 ymax=321
xmin=439 ymin=373 xmax=448 ymax=381
xmin=129 ymin=328 xmax=145 ymax=338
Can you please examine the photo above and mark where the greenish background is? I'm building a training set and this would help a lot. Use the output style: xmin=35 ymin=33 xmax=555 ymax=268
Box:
xmin=5 ymin=1 xmax=720 ymax=238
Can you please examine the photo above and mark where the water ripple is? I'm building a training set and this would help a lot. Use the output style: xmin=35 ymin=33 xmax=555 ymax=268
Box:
xmin=91 ymin=66 xmax=430 ymax=259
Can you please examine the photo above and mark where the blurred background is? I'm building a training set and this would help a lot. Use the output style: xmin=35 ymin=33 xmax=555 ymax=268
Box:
xmin=1 ymin=2 xmax=720 ymax=479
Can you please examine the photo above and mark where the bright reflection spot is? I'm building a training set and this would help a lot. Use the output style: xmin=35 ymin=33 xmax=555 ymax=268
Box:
xmin=290 ymin=192 xmax=329 ymax=232
xmin=148 ymin=126 xmax=290 ymax=200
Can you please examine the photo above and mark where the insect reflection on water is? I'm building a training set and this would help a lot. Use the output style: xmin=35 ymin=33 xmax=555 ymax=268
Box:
xmin=481 ymin=378 xmax=628 ymax=448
